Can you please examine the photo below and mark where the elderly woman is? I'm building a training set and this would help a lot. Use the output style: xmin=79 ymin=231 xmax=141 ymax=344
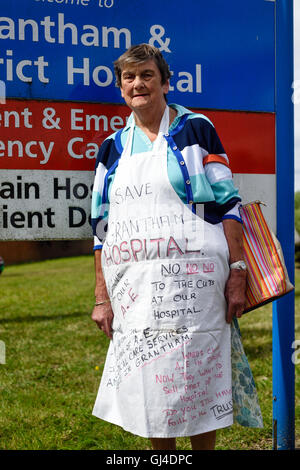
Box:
xmin=91 ymin=44 xmax=262 ymax=450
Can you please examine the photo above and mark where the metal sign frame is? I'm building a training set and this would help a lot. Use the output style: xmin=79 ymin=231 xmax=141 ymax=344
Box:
xmin=273 ymin=0 xmax=295 ymax=451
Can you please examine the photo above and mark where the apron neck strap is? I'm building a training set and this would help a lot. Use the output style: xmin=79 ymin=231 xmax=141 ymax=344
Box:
xmin=123 ymin=106 xmax=169 ymax=157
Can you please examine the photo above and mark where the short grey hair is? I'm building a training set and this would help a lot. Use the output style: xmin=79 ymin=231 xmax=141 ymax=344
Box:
xmin=113 ymin=43 xmax=171 ymax=88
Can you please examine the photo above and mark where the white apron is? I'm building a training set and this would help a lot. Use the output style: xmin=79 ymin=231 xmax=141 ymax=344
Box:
xmin=92 ymin=106 xmax=233 ymax=437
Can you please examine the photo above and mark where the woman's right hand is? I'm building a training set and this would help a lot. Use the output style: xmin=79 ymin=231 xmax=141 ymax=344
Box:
xmin=91 ymin=302 xmax=114 ymax=339
xmin=92 ymin=250 xmax=114 ymax=339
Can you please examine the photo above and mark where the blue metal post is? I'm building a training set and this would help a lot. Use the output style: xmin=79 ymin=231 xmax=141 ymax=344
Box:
xmin=273 ymin=0 xmax=295 ymax=450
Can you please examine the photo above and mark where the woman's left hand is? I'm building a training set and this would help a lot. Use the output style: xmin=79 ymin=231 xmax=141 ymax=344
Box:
xmin=224 ymin=269 xmax=247 ymax=323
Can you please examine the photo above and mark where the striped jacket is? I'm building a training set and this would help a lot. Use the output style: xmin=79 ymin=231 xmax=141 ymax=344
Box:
xmin=91 ymin=104 xmax=242 ymax=250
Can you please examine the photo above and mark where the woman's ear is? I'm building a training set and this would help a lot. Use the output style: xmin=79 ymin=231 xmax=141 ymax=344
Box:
xmin=162 ymin=79 xmax=170 ymax=95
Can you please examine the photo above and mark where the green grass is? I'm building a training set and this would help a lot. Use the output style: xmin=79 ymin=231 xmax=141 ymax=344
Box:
xmin=0 ymin=255 xmax=299 ymax=450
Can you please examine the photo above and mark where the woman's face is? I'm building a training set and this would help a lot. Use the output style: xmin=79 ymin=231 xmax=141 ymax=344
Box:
xmin=120 ymin=59 xmax=169 ymax=112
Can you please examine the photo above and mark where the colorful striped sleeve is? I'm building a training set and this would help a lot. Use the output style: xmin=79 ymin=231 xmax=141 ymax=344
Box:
xmin=91 ymin=135 xmax=120 ymax=250
xmin=199 ymin=118 xmax=242 ymax=222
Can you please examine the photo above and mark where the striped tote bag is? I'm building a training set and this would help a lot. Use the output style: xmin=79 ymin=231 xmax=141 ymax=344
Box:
xmin=239 ymin=201 xmax=294 ymax=313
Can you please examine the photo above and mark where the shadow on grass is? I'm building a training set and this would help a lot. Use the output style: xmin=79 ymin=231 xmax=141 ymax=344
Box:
xmin=242 ymin=342 xmax=272 ymax=361
xmin=238 ymin=326 xmax=272 ymax=360
xmin=0 ymin=272 xmax=26 ymax=278
xmin=0 ymin=311 xmax=88 ymax=324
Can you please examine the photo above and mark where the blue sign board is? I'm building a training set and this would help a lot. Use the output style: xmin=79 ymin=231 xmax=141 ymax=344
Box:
xmin=0 ymin=0 xmax=274 ymax=111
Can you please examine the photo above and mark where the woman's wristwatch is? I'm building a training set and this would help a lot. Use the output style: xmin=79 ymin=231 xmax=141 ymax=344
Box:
xmin=230 ymin=260 xmax=247 ymax=270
